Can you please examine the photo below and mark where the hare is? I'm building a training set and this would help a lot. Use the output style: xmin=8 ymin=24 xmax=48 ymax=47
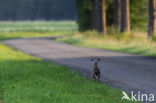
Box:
xmin=91 ymin=58 xmax=100 ymax=81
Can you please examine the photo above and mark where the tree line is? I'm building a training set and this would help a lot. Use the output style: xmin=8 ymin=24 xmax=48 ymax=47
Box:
xmin=76 ymin=0 xmax=156 ymax=37
xmin=0 ymin=0 xmax=76 ymax=20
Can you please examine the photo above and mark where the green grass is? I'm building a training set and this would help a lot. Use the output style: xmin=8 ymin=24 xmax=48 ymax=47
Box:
xmin=0 ymin=21 xmax=77 ymax=40
xmin=0 ymin=44 xmax=137 ymax=103
xmin=0 ymin=21 xmax=78 ymax=32
xmin=56 ymin=30 xmax=156 ymax=57
xmin=0 ymin=30 xmax=75 ymax=40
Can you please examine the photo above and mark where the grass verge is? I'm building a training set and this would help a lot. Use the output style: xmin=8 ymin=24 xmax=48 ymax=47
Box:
xmin=0 ymin=44 xmax=138 ymax=103
xmin=56 ymin=30 xmax=156 ymax=57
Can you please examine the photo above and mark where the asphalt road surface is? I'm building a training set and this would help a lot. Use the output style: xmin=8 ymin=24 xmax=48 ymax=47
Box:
xmin=2 ymin=38 xmax=156 ymax=97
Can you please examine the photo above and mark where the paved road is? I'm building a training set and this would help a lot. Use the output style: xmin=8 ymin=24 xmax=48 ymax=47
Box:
xmin=2 ymin=38 xmax=156 ymax=96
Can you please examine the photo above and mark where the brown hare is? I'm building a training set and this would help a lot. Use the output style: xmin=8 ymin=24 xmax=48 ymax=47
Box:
xmin=91 ymin=58 xmax=100 ymax=81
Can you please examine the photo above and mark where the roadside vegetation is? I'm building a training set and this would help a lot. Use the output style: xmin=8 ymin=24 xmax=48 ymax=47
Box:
xmin=56 ymin=28 xmax=156 ymax=57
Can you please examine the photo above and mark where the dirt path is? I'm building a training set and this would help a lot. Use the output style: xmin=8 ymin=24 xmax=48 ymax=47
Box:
xmin=2 ymin=38 xmax=156 ymax=96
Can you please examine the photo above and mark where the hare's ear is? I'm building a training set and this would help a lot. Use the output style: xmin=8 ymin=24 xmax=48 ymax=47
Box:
xmin=98 ymin=58 xmax=100 ymax=62
xmin=91 ymin=59 xmax=94 ymax=61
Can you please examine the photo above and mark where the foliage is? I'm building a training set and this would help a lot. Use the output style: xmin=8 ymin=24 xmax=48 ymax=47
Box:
xmin=106 ymin=0 xmax=114 ymax=26
xmin=76 ymin=0 xmax=93 ymax=31
xmin=76 ymin=0 xmax=148 ymax=31
xmin=130 ymin=0 xmax=148 ymax=30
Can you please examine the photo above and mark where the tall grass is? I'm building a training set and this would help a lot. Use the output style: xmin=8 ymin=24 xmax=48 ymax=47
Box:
xmin=56 ymin=28 xmax=156 ymax=57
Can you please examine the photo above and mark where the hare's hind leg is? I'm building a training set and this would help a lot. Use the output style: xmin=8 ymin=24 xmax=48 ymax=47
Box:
xmin=97 ymin=74 xmax=100 ymax=81
xmin=93 ymin=73 xmax=97 ymax=82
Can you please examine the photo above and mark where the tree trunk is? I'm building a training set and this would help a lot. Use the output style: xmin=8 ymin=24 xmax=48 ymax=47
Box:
xmin=99 ymin=0 xmax=103 ymax=32
xmin=94 ymin=0 xmax=100 ymax=31
xmin=114 ymin=0 xmax=121 ymax=28
xmin=148 ymin=0 xmax=156 ymax=36
xmin=92 ymin=0 xmax=96 ymax=30
xmin=92 ymin=0 xmax=106 ymax=35
xmin=120 ymin=0 xmax=130 ymax=33
xmin=102 ymin=0 xmax=107 ymax=35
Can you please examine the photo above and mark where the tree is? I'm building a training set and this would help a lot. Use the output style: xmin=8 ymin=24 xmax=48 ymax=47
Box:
xmin=94 ymin=0 xmax=100 ymax=31
xmin=76 ymin=0 xmax=93 ymax=31
xmin=148 ymin=0 xmax=156 ymax=36
xmin=130 ymin=0 xmax=148 ymax=30
xmin=91 ymin=0 xmax=106 ymax=34
xmin=114 ymin=0 xmax=121 ymax=28
xmin=76 ymin=0 xmax=148 ymax=33
xmin=120 ymin=0 xmax=130 ymax=33
xmin=91 ymin=0 xmax=96 ymax=30
xmin=102 ymin=0 xmax=107 ymax=34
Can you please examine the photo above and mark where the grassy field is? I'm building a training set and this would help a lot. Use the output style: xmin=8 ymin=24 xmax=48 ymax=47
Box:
xmin=56 ymin=30 xmax=156 ymax=57
xmin=0 ymin=21 xmax=78 ymax=32
xmin=0 ymin=21 xmax=77 ymax=40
